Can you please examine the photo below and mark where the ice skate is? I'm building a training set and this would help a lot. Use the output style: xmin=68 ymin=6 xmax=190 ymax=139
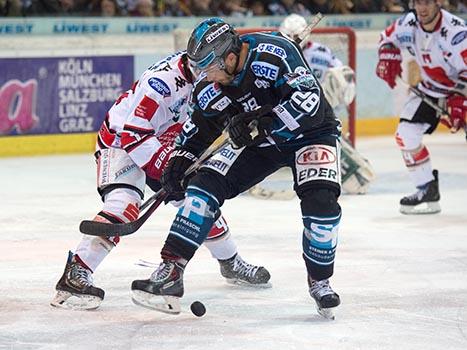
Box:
xmin=308 ymin=278 xmax=340 ymax=320
xmin=218 ymin=253 xmax=271 ymax=287
xmin=400 ymin=170 xmax=441 ymax=215
xmin=131 ymin=260 xmax=185 ymax=314
xmin=50 ymin=251 xmax=104 ymax=310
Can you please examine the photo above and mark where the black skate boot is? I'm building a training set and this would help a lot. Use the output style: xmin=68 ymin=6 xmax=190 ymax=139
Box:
xmin=308 ymin=277 xmax=340 ymax=320
xmin=218 ymin=253 xmax=271 ymax=287
xmin=131 ymin=259 xmax=185 ymax=314
xmin=50 ymin=251 xmax=104 ymax=310
xmin=400 ymin=170 xmax=441 ymax=215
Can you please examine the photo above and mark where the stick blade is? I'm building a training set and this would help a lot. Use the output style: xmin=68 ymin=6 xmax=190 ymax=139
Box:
xmin=79 ymin=220 xmax=136 ymax=236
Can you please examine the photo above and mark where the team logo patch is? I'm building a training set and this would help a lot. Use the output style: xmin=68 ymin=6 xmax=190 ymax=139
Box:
xmin=251 ymin=61 xmax=279 ymax=80
xmin=148 ymin=77 xmax=171 ymax=97
xmin=285 ymin=72 xmax=318 ymax=89
xmin=297 ymin=146 xmax=336 ymax=165
xmin=198 ymin=83 xmax=221 ymax=110
xmin=451 ymin=30 xmax=467 ymax=45
xmin=257 ymin=43 xmax=287 ymax=58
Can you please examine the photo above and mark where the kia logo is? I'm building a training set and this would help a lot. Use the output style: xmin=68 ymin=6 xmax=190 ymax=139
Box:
xmin=297 ymin=146 xmax=336 ymax=165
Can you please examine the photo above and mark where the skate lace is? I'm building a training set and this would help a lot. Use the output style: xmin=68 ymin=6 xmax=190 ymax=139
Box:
xmin=232 ymin=256 xmax=259 ymax=278
xmin=70 ymin=263 xmax=93 ymax=287
xmin=150 ymin=262 xmax=173 ymax=282
xmin=309 ymin=279 xmax=334 ymax=298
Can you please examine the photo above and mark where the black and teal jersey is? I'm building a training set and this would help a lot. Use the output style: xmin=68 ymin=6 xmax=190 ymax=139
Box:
xmin=179 ymin=31 xmax=341 ymax=156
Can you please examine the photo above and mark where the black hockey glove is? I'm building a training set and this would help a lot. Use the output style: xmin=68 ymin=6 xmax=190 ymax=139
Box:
xmin=160 ymin=149 xmax=198 ymax=202
xmin=228 ymin=105 xmax=274 ymax=149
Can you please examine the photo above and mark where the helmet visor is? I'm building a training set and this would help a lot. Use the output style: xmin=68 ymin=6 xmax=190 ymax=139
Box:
xmin=188 ymin=55 xmax=225 ymax=76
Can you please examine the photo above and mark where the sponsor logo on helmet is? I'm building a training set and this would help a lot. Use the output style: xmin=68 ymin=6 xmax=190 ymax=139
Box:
xmin=148 ymin=77 xmax=171 ymax=97
xmin=206 ymin=24 xmax=230 ymax=43
xmin=297 ymin=146 xmax=336 ymax=165
xmin=211 ymin=96 xmax=231 ymax=111
xmin=251 ymin=61 xmax=279 ymax=80
xmin=198 ymin=83 xmax=221 ymax=110
xmin=451 ymin=30 xmax=467 ymax=46
xmin=257 ymin=43 xmax=287 ymax=58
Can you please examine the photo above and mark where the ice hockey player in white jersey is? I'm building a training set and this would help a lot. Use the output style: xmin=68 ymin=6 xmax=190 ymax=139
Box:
xmin=50 ymin=52 xmax=271 ymax=310
xmin=376 ymin=0 xmax=466 ymax=214
xmin=279 ymin=14 xmax=375 ymax=195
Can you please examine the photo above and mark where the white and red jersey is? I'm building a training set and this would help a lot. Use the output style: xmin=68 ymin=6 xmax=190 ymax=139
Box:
xmin=97 ymin=52 xmax=193 ymax=173
xmin=302 ymin=41 xmax=343 ymax=82
xmin=379 ymin=9 xmax=467 ymax=98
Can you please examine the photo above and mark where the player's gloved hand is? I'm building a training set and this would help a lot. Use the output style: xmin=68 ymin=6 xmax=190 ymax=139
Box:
xmin=144 ymin=145 xmax=174 ymax=180
xmin=228 ymin=105 xmax=274 ymax=148
xmin=160 ymin=149 xmax=198 ymax=202
xmin=376 ymin=43 xmax=402 ymax=89
xmin=441 ymin=95 xmax=467 ymax=133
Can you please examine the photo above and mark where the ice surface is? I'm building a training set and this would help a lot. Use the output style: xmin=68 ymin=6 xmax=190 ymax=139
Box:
xmin=0 ymin=133 xmax=466 ymax=350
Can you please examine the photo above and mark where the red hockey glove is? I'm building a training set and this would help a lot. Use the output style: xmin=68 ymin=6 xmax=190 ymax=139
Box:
xmin=144 ymin=145 xmax=174 ymax=180
xmin=376 ymin=44 xmax=402 ymax=89
xmin=440 ymin=95 xmax=467 ymax=133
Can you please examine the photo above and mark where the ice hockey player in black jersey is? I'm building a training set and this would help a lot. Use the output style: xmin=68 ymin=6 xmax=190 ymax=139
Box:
xmin=131 ymin=18 xmax=342 ymax=319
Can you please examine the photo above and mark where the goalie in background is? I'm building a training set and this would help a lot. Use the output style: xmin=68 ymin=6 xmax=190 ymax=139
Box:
xmin=279 ymin=13 xmax=375 ymax=195
xmin=376 ymin=0 xmax=466 ymax=214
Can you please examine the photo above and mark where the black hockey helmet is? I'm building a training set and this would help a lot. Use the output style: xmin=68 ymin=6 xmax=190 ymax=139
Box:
xmin=186 ymin=17 xmax=242 ymax=75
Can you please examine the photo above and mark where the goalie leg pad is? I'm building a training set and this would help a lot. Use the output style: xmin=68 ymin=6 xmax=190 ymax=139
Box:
xmin=340 ymin=138 xmax=375 ymax=194
xmin=300 ymin=188 xmax=341 ymax=281
xmin=97 ymin=147 xmax=146 ymax=200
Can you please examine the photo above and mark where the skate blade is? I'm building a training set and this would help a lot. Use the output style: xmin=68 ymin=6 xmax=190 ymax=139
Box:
xmin=50 ymin=290 xmax=102 ymax=310
xmin=131 ymin=290 xmax=181 ymax=315
xmin=400 ymin=201 xmax=441 ymax=215
xmin=317 ymin=307 xmax=336 ymax=320
xmin=224 ymin=278 xmax=272 ymax=289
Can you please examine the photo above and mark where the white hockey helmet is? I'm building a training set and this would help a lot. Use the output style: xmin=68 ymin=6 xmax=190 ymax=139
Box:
xmin=279 ymin=14 xmax=308 ymax=40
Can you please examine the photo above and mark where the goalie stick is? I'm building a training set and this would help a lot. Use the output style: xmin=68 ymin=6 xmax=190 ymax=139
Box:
xmin=297 ymin=12 xmax=324 ymax=49
xmin=79 ymin=108 xmax=266 ymax=237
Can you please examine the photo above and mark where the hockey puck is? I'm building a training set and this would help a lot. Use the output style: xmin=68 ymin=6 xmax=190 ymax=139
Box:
xmin=190 ymin=301 xmax=206 ymax=317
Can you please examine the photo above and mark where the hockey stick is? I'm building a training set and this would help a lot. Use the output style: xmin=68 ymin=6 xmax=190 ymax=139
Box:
xmin=79 ymin=109 xmax=265 ymax=237
xmin=79 ymin=133 xmax=232 ymax=237
xmin=297 ymin=12 xmax=324 ymax=49
xmin=396 ymin=77 xmax=466 ymax=134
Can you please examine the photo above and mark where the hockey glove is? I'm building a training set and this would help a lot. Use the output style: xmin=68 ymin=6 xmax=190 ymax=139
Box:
xmin=160 ymin=149 xmax=198 ymax=202
xmin=228 ymin=105 xmax=274 ymax=148
xmin=376 ymin=43 xmax=402 ymax=89
xmin=441 ymin=95 xmax=467 ymax=133
xmin=144 ymin=145 xmax=174 ymax=180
